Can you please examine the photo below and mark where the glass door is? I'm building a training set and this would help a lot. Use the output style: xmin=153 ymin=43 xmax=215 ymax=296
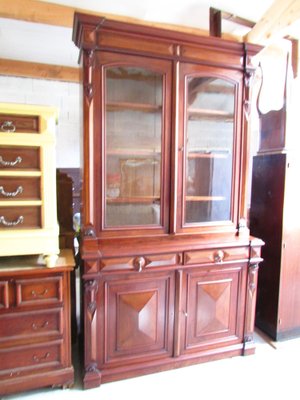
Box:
xmin=101 ymin=54 xmax=171 ymax=233
xmin=178 ymin=64 xmax=241 ymax=231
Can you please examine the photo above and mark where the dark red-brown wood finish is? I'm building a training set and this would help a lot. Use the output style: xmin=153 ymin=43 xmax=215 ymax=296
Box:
xmin=73 ymin=12 xmax=263 ymax=389
xmin=250 ymin=56 xmax=300 ymax=341
xmin=0 ymin=250 xmax=74 ymax=396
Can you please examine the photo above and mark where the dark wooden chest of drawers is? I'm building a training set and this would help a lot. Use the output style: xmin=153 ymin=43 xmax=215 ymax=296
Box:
xmin=0 ymin=250 xmax=74 ymax=396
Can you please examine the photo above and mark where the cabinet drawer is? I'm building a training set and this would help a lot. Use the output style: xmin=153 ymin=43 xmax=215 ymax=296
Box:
xmin=0 ymin=146 xmax=40 ymax=171
xmin=15 ymin=276 xmax=63 ymax=306
xmin=0 ymin=341 xmax=62 ymax=374
xmin=100 ymin=253 xmax=179 ymax=272
xmin=0 ymin=309 xmax=62 ymax=342
xmin=184 ymin=247 xmax=249 ymax=265
xmin=0 ymin=281 xmax=9 ymax=309
xmin=0 ymin=206 xmax=41 ymax=229
xmin=0 ymin=177 xmax=41 ymax=201
xmin=0 ymin=114 xmax=39 ymax=134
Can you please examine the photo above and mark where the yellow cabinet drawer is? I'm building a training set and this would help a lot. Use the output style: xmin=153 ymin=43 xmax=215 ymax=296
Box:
xmin=0 ymin=206 xmax=41 ymax=229
xmin=0 ymin=146 xmax=40 ymax=171
xmin=0 ymin=177 xmax=41 ymax=201
xmin=0 ymin=114 xmax=39 ymax=134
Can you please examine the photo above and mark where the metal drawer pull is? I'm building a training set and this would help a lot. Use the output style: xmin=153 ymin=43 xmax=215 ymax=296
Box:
xmin=214 ymin=250 xmax=225 ymax=263
xmin=0 ymin=121 xmax=16 ymax=132
xmin=10 ymin=371 xmax=20 ymax=378
xmin=133 ymin=256 xmax=146 ymax=272
xmin=0 ymin=155 xmax=22 ymax=167
xmin=31 ymin=288 xmax=48 ymax=297
xmin=33 ymin=352 xmax=50 ymax=363
xmin=32 ymin=321 xmax=49 ymax=330
xmin=0 ymin=215 xmax=24 ymax=226
xmin=0 ymin=185 xmax=23 ymax=197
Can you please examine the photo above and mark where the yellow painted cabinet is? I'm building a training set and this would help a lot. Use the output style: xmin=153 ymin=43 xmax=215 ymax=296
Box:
xmin=0 ymin=103 xmax=59 ymax=267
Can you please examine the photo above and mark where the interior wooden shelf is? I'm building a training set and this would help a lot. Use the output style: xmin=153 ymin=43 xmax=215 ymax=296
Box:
xmin=187 ymin=152 xmax=229 ymax=159
xmin=107 ymin=196 xmax=160 ymax=204
xmin=186 ymin=196 xmax=226 ymax=201
xmin=107 ymin=102 xmax=162 ymax=113
xmin=187 ymin=108 xmax=233 ymax=121
xmin=107 ymin=148 xmax=161 ymax=156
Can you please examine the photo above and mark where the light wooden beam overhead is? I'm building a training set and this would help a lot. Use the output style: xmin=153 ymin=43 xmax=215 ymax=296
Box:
xmin=0 ymin=58 xmax=81 ymax=82
xmin=0 ymin=0 xmax=73 ymax=27
xmin=0 ymin=0 xmax=213 ymax=38
xmin=245 ymin=0 xmax=300 ymax=44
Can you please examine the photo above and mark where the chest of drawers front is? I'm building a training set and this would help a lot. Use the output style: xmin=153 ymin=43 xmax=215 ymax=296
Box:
xmin=0 ymin=255 xmax=74 ymax=396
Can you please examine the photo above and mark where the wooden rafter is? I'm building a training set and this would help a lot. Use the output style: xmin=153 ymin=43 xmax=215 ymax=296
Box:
xmin=0 ymin=58 xmax=81 ymax=82
xmin=245 ymin=0 xmax=300 ymax=44
xmin=0 ymin=0 xmax=212 ymax=38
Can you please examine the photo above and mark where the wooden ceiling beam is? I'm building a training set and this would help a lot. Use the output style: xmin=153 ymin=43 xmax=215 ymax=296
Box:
xmin=0 ymin=0 xmax=74 ymax=27
xmin=0 ymin=58 xmax=81 ymax=82
xmin=0 ymin=0 xmax=215 ymax=38
xmin=245 ymin=0 xmax=300 ymax=44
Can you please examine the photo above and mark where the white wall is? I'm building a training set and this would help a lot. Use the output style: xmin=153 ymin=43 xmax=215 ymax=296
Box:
xmin=0 ymin=75 xmax=82 ymax=168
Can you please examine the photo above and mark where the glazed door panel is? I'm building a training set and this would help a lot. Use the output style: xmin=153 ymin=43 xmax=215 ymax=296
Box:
xmin=93 ymin=52 xmax=172 ymax=237
xmin=103 ymin=271 xmax=175 ymax=365
xmin=177 ymin=63 xmax=243 ymax=233
xmin=182 ymin=264 xmax=246 ymax=353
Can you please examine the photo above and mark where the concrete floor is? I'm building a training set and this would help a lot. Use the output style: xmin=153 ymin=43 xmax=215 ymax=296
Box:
xmin=3 ymin=329 xmax=300 ymax=400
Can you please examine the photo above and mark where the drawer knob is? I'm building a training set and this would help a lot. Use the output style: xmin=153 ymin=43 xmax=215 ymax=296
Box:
xmin=0 ymin=121 xmax=16 ymax=133
xmin=0 ymin=185 xmax=23 ymax=197
xmin=214 ymin=250 xmax=224 ymax=263
xmin=133 ymin=256 xmax=146 ymax=272
xmin=0 ymin=215 xmax=24 ymax=226
xmin=0 ymin=155 xmax=22 ymax=167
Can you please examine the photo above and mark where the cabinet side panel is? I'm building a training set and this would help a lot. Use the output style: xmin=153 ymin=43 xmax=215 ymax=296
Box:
xmin=250 ymin=154 xmax=285 ymax=338
xmin=278 ymin=153 xmax=300 ymax=336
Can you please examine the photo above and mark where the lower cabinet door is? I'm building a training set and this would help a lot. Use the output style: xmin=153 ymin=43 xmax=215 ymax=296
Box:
xmin=102 ymin=270 xmax=175 ymax=366
xmin=182 ymin=263 xmax=247 ymax=353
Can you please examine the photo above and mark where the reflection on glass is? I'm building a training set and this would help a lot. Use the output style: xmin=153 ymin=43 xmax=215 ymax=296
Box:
xmin=105 ymin=67 xmax=162 ymax=227
xmin=185 ymin=77 xmax=235 ymax=224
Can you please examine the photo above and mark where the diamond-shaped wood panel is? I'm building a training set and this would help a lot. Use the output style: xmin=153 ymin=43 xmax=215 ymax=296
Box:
xmin=185 ymin=267 xmax=242 ymax=350
xmin=105 ymin=272 xmax=175 ymax=363
xmin=118 ymin=291 xmax=157 ymax=349
xmin=195 ymin=281 xmax=231 ymax=335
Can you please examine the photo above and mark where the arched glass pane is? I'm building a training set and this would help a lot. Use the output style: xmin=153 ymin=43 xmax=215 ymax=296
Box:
xmin=105 ymin=67 xmax=163 ymax=227
xmin=185 ymin=77 xmax=235 ymax=224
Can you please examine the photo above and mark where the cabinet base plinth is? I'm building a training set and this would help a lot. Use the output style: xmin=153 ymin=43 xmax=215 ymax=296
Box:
xmin=83 ymin=344 xmax=255 ymax=389
xmin=83 ymin=368 xmax=102 ymax=390
xmin=0 ymin=367 xmax=74 ymax=396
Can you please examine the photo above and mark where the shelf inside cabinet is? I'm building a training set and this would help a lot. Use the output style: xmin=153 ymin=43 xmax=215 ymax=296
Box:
xmin=107 ymin=148 xmax=161 ymax=157
xmin=107 ymin=196 xmax=160 ymax=204
xmin=186 ymin=196 xmax=226 ymax=201
xmin=107 ymin=102 xmax=162 ymax=113
xmin=187 ymin=108 xmax=233 ymax=121
xmin=187 ymin=152 xmax=229 ymax=159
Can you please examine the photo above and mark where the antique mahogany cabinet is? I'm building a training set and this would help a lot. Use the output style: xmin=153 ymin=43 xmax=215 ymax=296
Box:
xmin=73 ymin=13 xmax=263 ymax=389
